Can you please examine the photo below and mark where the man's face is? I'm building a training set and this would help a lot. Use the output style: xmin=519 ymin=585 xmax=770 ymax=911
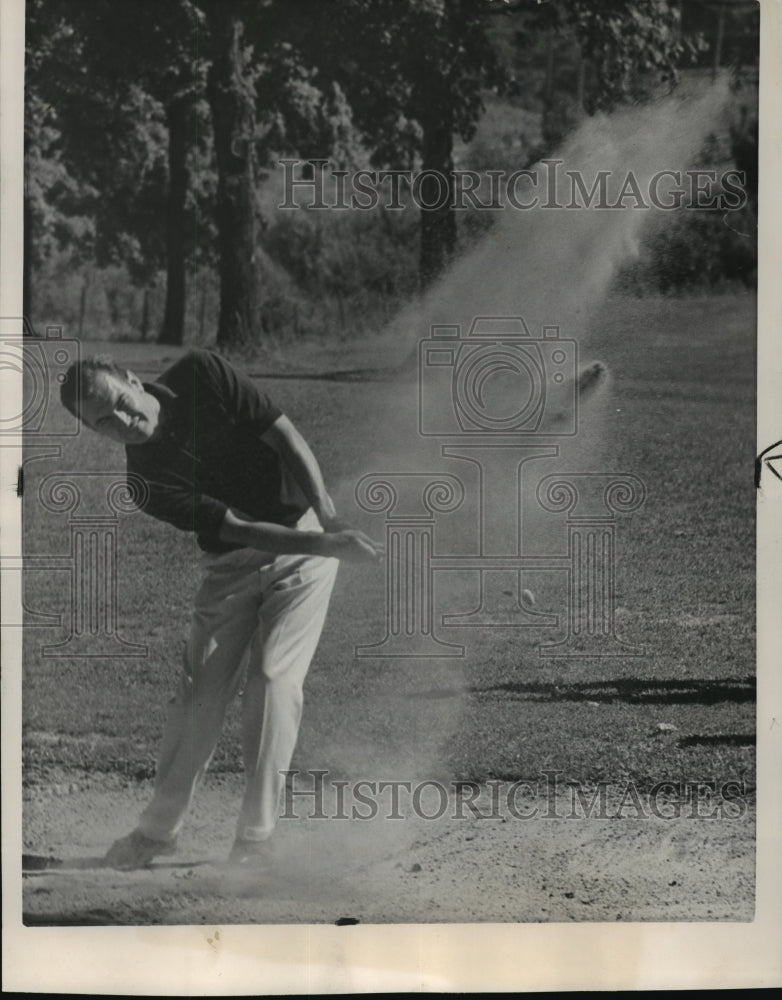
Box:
xmin=79 ymin=370 xmax=161 ymax=445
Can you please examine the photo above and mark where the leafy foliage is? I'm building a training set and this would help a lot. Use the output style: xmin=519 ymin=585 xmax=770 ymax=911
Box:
xmin=25 ymin=0 xmax=758 ymax=343
xmin=563 ymin=0 xmax=697 ymax=110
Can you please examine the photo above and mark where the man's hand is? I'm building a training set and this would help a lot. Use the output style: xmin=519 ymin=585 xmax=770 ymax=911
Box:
xmin=322 ymin=529 xmax=384 ymax=563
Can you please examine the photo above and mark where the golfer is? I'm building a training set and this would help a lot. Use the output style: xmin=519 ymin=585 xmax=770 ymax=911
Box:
xmin=60 ymin=348 xmax=383 ymax=869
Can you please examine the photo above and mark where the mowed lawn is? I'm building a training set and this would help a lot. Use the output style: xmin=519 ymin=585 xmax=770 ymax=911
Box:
xmin=22 ymin=294 xmax=756 ymax=794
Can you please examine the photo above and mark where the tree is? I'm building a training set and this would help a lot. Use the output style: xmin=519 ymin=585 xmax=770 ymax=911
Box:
xmin=64 ymin=0 xmax=208 ymax=345
xmin=24 ymin=0 xmax=98 ymax=326
xmin=26 ymin=0 xmax=363 ymax=348
xmin=406 ymin=0 xmax=504 ymax=285
xmin=202 ymin=2 xmax=265 ymax=350
xmin=200 ymin=0 xmax=360 ymax=350
xmin=305 ymin=0 xmax=504 ymax=288
xmin=329 ymin=0 xmax=702 ymax=289
xmin=25 ymin=0 xmax=209 ymax=343
xmin=505 ymin=0 xmax=702 ymax=152
xmin=557 ymin=0 xmax=693 ymax=111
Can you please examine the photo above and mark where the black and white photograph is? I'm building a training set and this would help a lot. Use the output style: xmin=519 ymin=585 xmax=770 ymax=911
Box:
xmin=2 ymin=0 xmax=780 ymax=992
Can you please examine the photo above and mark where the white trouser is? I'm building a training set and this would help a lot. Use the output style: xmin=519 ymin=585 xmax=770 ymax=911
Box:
xmin=138 ymin=510 xmax=338 ymax=843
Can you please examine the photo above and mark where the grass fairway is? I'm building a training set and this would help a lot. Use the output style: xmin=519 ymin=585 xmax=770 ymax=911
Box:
xmin=22 ymin=293 xmax=756 ymax=801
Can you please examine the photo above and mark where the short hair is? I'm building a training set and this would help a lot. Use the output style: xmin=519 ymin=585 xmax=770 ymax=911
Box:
xmin=60 ymin=355 xmax=130 ymax=419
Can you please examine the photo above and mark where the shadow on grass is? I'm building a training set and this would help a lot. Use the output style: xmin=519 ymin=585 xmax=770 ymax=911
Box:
xmin=23 ymin=911 xmax=123 ymax=926
xmin=470 ymin=677 xmax=755 ymax=705
xmin=22 ymin=854 xmax=210 ymax=873
xmin=676 ymin=734 xmax=755 ymax=747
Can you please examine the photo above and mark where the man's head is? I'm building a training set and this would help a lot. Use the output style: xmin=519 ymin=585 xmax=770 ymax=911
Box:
xmin=60 ymin=355 xmax=162 ymax=445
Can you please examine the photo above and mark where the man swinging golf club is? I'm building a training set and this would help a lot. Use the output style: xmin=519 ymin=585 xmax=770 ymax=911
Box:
xmin=60 ymin=348 xmax=383 ymax=869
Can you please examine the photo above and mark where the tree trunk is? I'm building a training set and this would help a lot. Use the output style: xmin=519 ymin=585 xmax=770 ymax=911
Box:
xmin=198 ymin=282 xmax=207 ymax=342
xmin=107 ymin=287 xmax=120 ymax=326
xmin=78 ymin=273 xmax=89 ymax=339
xmin=418 ymin=114 xmax=457 ymax=289
xmin=159 ymin=96 xmax=191 ymax=345
xmin=141 ymin=287 xmax=150 ymax=342
xmin=713 ymin=2 xmax=725 ymax=81
xmin=575 ymin=46 xmax=585 ymax=112
xmin=545 ymin=31 xmax=555 ymax=103
xmin=206 ymin=10 xmax=263 ymax=351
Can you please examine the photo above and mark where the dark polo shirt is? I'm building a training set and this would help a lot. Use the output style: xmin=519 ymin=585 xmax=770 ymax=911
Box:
xmin=125 ymin=349 xmax=306 ymax=553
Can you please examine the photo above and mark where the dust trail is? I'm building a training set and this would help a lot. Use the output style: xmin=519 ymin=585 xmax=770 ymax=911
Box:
xmin=380 ymin=76 xmax=730 ymax=363
xmin=313 ymin=80 xmax=731 ymax=878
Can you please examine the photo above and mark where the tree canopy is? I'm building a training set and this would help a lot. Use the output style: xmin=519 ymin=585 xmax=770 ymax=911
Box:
xmin=24 ymin=0 xmax=754 ymax=346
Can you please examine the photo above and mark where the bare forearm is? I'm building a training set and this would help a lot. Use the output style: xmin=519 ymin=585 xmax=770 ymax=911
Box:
xmin=262 ymin=416 xmax=337 ymax=525
xmin=218 ymin=508 xmax=384 ymax=563
xmin=287 ymin=433 xmax=329 ymax=509
xmin=218 ymin=509 xmax=327 ymax=555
